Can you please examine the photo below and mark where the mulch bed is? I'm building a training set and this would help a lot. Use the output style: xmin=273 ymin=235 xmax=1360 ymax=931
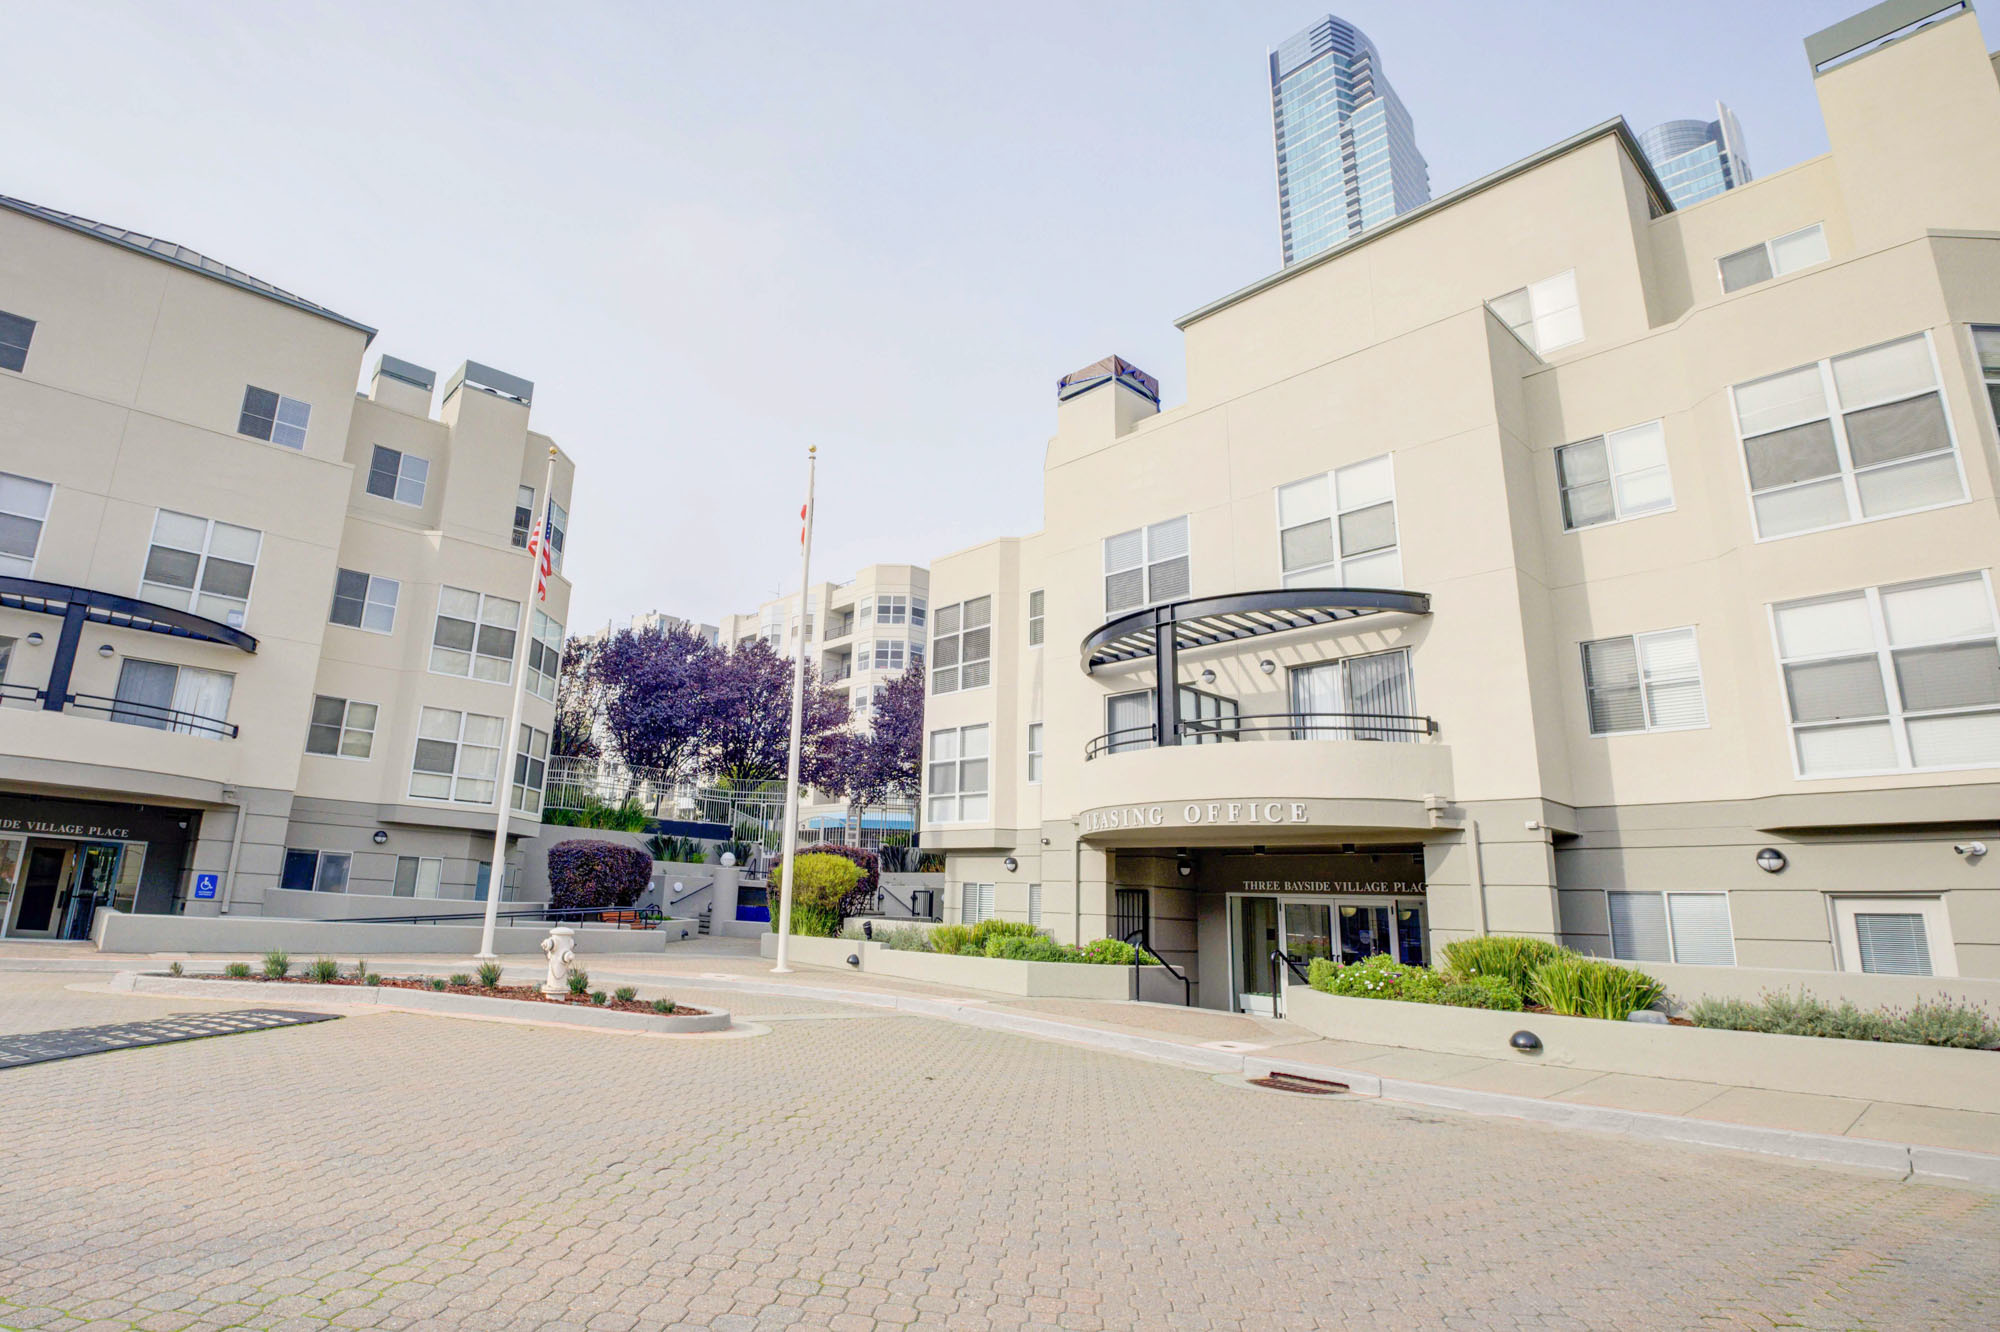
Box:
xmin=179 ymin=973 xmax=706 ymax=1017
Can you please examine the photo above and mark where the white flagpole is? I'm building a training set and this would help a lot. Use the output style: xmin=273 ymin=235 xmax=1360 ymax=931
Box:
xmin=772 ymin=445 xmax=818 ymax=973
xmin=477 ymin=443 xmax=560 ymax=962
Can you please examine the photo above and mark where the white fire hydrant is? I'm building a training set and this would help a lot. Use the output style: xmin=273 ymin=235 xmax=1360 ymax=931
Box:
xmin=540 ymin=925 xmax=577 ymax=999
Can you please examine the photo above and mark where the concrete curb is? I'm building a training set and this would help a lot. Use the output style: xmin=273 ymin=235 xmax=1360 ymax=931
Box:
xmin=113 ymin=972 xmax=733 ymax=1034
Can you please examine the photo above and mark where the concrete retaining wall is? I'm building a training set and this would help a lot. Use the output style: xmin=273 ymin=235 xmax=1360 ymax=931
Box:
xmin=756 ymin=932 xmax=1168 ymax=999
xmin=1631 ymin=960 xmax=2000 ymax=1013
xmin=1282 ymin=986 xmax=2000 ymax=1114
xmin=92 ymin=909 xmax=693 ymax=956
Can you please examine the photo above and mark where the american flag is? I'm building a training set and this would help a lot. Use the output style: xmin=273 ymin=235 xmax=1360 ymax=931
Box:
xmin=526 ymin=518 xmax=553 ymax=601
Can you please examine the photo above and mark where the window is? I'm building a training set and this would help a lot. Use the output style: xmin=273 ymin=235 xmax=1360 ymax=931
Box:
xmin=1832 ymin=897 xmax=1956 ymax=977
xmin=1490 ymin=270 xmax=1583 ymax=353
xmin=1027 ymin=589 xmax=1044 ymax=647
xmin=1718 ymin=224 xmax=1829 ymax=294
xmin=410 ymin=706 xmax=505 ymax=802
xmin=1975 ymin=327 xmax=2000 ymax=428
xmin=238 ymin=386 xmax=311 ymax=449
xmin=141 ymin=510 xmax=261 ymax=627
xmin=365 ymin=446 xmax=429 ymax=506
xmin=1114 ymin=888 xmax=1150 ymax=945
xmin=430 ymin=586 xmax=520 ymax=683
xmin=111 ymin=660 xmax=234 ymax=738
xmin=960 ymin=882 xmax=995 ymax=924
xmin=393 ymin=856 xmax=444 ymax=898
xmin=1027 ymin=883 xmax=1043 ymax=927
xmin=0 ymin=471 xmax=53 ymax=577
xmin=1104 ymin=690 xmax=1155 ymax=754
xmin=1731 ymin=333 xmax=1963 ymax=539
xmin=926 ymin=724 xmax=989 ymax=822
xmin=306 ymin=695 xmax=377 ymax=759
xmin=1608 ymin=891 xmax=1735 ymax=965
xmin=512 ymin=485 xmax=535 ymax=548
xmin=1557 ymin=421 xmax=1672 ymax=529
xmin=876 ymin=595 xmax=908 ymax=625
xmin=513 ymin=723 xmax=549 ymax=814
xmin=527 ymin=609 xmax=563 ymax=701
xmin=0 ymin=308 xmax=34 ymax=373
xmin=911 ymin=596 xmax=927 ymax=629
xmin=281 ymin=849 xmax=351 ymax=893
xmin=869 ymin=639 xmax=906 ymax=672
xmin=544 ymin=498 xmax=567 ymax=572
xmin=1290 ymin=649 xmax=1419 ymax=740
xmin=1772 ymin=573 xmax=2000 ymax=776
xmin=1103 ymin=516 xmax=1189 ymax=614
xmin=930 ymin=596 xmax=991 ymax=694
xmin=328 ymin=569 xmax=399 ymax=634
xmin=1026 ymin=722 xmax=1043 ymax=783
xmin=1277 ymin=456 xmax=1398 ymax=588
xmin=1581 ymin=628 xmax=1707 ymax=735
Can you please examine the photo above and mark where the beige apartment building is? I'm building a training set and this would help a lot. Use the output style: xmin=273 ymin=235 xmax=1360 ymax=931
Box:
xmin=0 ymin=195 xmax=575 ymax=937
xmin=921 ymin=0 xmax=2000 ymax=1011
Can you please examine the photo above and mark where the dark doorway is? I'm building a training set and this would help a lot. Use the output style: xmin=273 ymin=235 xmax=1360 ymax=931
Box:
xmin=16 ymin=846 xmax=67 ymax=934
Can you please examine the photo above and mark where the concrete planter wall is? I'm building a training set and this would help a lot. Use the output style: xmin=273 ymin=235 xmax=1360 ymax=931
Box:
xmin=756 ymin=932 xmax=1167 ymax=999
xmin=1282 ymin=985 xmax=2000 ymax=1114
xmin=1630 ymin=959 xmax=2000 ymax=1014
xmin=92 ymin=909 xmax=692 ymax=955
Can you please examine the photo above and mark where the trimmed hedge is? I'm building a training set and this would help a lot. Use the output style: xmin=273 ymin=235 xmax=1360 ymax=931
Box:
xmin=547 ymin=840 xmax=652 ymax=911
xmin=798 ymin=841 xmax=880 ymax=916
xmin=770 ymin=852 xmax=861 ymax=938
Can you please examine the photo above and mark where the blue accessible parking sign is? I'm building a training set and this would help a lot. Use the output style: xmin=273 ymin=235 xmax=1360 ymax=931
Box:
xmin=193 ymin=873 xmax=219 ymax=900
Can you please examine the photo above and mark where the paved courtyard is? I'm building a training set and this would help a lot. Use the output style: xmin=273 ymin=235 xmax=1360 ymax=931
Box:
xmin=0 ymin=970 xmax=1995 ymax=1331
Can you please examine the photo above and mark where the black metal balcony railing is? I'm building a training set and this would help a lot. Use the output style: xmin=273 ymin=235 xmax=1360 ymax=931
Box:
xmin=0 ymin=682 xmax=239 ymax=739
xmin=1084 ymin=724 xmax=1160 ymax=760
xmin=1085 ymin=711 xmax=1435 ymax=760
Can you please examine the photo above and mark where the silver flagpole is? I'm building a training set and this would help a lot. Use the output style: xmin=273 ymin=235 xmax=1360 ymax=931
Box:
xmin=476 ymin=443 xmax=559 ymax=962
xmin=772 ymin=445 xmax=818 ymax=973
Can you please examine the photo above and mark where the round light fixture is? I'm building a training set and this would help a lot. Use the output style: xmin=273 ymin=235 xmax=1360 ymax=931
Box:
xmin=846 ymin=953 xmax=861 ymax=967
xmin=25 ymin=631 xmax=43 ymax=646
xmin=1259 ymin=658 xmax=1277 ymax=675
xmin=1755 ymin=848 xmax=1787 ymax=874
xmin=371 ymin=830 xmax=389 ymax=845
xmin=97 ymin=644 xmax=115 ymax=658
xmin=720 ymin=851 xmax=737 ymax=867
xmin=1510 ymin=1030 xmax=1543 ymax=1053
xmin=1002 ymin=856 xmax=1019 ymax=873
xmin=1200 ymin=668 xmax=1216 ymax=684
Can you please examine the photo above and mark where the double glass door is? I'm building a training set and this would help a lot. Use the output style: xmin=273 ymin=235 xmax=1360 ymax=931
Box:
xmin=1231 ymin=895 xmax=1428 ymax=1016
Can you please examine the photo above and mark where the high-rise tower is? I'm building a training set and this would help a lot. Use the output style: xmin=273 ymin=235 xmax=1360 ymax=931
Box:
xmin=1639 ymin=103 xmax=1754 ymax=208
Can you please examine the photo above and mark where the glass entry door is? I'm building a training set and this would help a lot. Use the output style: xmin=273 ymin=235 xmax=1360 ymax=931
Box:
xmin=1337 ymin=903 xmax=1393 ymax=964
xmin=1233 ymin=896 xmax=1280 ymax=1016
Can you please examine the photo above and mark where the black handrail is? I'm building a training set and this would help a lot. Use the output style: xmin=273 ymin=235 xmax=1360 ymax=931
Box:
xmin=337 ymin=905 xmax=667 ymax=926
xmin=1185 ymin=711 xmax=1437 ymax=741
xmin=1272 ymin=948 xmax=1312 ymax=986
xmin=1084 ymin=723 xmax=1159 ymax=761
xmin=1123 ymin=927 xmax=1193 ymax=1006
xmin=74 ymin=693 xmax=240 ymax=739
xmin=0 ymin=682 xmax=44 ymax=704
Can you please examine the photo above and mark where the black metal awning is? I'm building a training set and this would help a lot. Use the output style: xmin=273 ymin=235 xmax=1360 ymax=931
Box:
xmin=1082 ymin=588 xmax=1429 ymax=673
xmin=0 ymin=576 xmax=258 ymax=652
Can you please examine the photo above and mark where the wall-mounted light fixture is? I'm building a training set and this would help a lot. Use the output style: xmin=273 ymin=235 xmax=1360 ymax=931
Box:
xmin=1200 ymin=668 xmax=1216 ymax=684
xmin=25 ymin=631 xmax=43 ymax=646
xmin=1259 ymin=658 xmax=1276 ymax=675
xmin=1176 ymin=852 xmax=1194 ymax=878
xmin=372 ymin=830 xmax=389 ymax=845
xmin=1002 ymin=856 xmax=1018 ymax=873
xmin=97 ymin=644 xmax=115 ymax=658
xmin=1755 ymin=847 xmax=1787 ymax=874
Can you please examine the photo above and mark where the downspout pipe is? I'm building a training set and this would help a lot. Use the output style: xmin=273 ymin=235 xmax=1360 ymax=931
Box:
xmin=217 ymin=786 xmax=247 ymax=914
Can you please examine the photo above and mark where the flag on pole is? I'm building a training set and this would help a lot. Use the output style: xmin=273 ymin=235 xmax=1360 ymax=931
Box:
xmin=799 ymin=502 xmax=808 ymax=549
xmin=525 ymin=519 xmax=553 ymax=601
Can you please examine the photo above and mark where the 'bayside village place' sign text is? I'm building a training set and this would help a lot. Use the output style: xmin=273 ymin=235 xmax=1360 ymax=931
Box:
xmin=1081 ymin=802 xmax=1312 ymax=834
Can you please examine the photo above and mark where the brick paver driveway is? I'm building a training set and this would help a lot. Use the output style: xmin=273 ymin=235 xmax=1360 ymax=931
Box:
xmin=0 ymin=971 xmax=1993 ymax=1331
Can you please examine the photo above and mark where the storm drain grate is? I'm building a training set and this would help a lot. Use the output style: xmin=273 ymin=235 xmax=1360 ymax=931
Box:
xmin=0 ymin=1009 xmax=340 ymax=1070
xmin=1248 ymin=1071 xmax=1349 ymax=1095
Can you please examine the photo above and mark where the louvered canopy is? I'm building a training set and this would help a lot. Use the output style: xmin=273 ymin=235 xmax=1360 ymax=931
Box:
xmin=0 ymin=576 xmax=258 ymax=652
xmin=1082 ymin=588 xmax=1430 ymax=673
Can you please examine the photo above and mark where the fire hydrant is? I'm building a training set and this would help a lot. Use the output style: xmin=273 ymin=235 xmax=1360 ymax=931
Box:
xmin=540 ymin=925 xmax=577 ymax=999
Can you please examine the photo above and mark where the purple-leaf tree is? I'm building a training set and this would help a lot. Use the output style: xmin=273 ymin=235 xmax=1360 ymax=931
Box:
xmin=553 ymin=634 xmax=603 ymax=760
xmin=702 ymin=637 xmax=852 ymax=788
xmin=826 ymin=662 xmax=925 ymax=847
xmin=593 ymin=622 xmax=721 ymax=784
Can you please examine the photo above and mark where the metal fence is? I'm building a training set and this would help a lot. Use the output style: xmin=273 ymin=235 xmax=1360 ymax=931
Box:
xmin=543 ymin=758 xmax=788 ymax=833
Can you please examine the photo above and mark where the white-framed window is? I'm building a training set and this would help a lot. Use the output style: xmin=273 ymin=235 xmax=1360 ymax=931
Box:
xmin=1608 ymin=891 xmax=1735 ymax=966
xmin=1718 ymin=223 xmax=1829 ymax=294
xmin=393 ymin=855 xmax=444 ymax=898
xmin=1028 ymin=883 xmax=1043 ymax=927
xmin=931 ymin=596 xmax=991 ymax=694
xmin=429 ymin=586 xmax=520 ymax=684
xmin=1490 ymin=269 xmax=1583 ymax=354
xmin=960 ymin=882 xmax=995 ymax=925
xmin=527 ymin=609 xmax=563 ymax=701
xmin=1731 ymin=332 xmax=1964 ymax=540
xmin=110 ymin=659 xmax=235 ymax=738
xmin=0 ymin=308 xmax=34 ymax=373
xmin=1771 ymin=572 xmax=2000 ymax=776
xmin=1027 ymin=722 xmax=1043 ymax=783
xmin=0 ymin=470 xmax=53 ymax=577
xmin=1277 ymin=456 xmax=1398 ymax=588
xmin=1027 ymin=589 xmax=1044 ymax=647
xmin=545 ymin=498 xmax=567 ymax=573
xmin=911 ymin=596 xmax=927 ymax=629
xmin=306 ymin=695 xmax=377 ymax=759
xmin=927 ymin=724 xmax=989 ymax=822
xmin=512 ymin=485 xmax=535 ymax=549
xmin=1581 ymin=627 xmax=1707 ymax=735
xmin=512 ymin=723 xmax=549 ymax=814
xmin=365 ymin=446 xmax=429 ymax=507
xmin=876 ymin=595 xmax=908 ymax=625
xmin=281 ymin=849 xmax=350 ymax=893
xmin=1974 ymin=326 xmax=2000 ymax=430
xmin=1104 ymin=516 xmax=1189 ymax=614
xmin=1831 ymin=896 xmax=1957 ymax=977
xmin=410 ymin=706 xmax=505 ymax=802
xmin=238 ymin=386 xmax=311 ymax=449
xmin=329 ymin=569 xmax=399 ymax=634
xmin=870 ymin=639 xmax=906 ymax=672
xmin=140 ymin=510 xmax=261 ymax=627
xmin=1289 ymin=649 xmax=1419 ymax=741
xmin=1556 ymin=421 xmax=1672 ymax=529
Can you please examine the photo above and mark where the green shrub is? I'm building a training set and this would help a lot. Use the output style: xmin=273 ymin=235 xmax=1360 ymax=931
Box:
xmin=614 ymin=985 xmax=637 ymax=1002
xmin=651 ymin=998 xmax=677 ymax=1014
xmin=448 ymin=972 xmax=472 ymax=987
xmin=928 ymin=924 xmax=975 ymax=956
xmin=984 ymin=934 xmax=1079 ymax=962
xmin=1076 ymin=938 xmax=1159 ymax=966
xmin=262 ymin=950 xmax=291 ymax=980
xmin=880 ymin=925 xmax=933 ymax=952
xmin=225 ymin=962 xmax=252 ymax=979
xmin=1688 ymin=990 xmax=2000 ymax=1048
xmin=1441 ymin=936 xmax=1572 ymax=1003
xmin=352 ymin=959 xmax=369 ymax=981
xmin=167 ymin=961 xmax=184 ymax=977
xmin=769 ymin=853 xmax=862 ymax=938
xmin=968 ymin=919 xmax=1038 ymax=951
xmin=590 ymin=990 xmax=608 ymax=1006
xmin=1313 ymin=954 xmax=1444 ymax=1003
xmin=1897 ymin=997 xmax=2000 ymax=1048
xmin=567 ymin=969 xmax=591 ymax=995
xmin=1306 ymin=957 xmax=1339 ymax=991
xmin=364 ymin=973 xmax=383 ymax=987
xmin=1434 ymin=974 xmax=1524 ymax=1011
xmin=476 ymin=961 xmax=504 ymax=989
xmin=1531 ymin=955 xmax=1666 ymax=1020
xmin=307 ymin=956 xmax=341 ymax=984
xmin=429 ymin=977 xmax=447 ymax=991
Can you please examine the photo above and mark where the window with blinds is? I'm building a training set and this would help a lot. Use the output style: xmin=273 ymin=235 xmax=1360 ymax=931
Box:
xmin=1608 ymin=891 xmax=1734 ymax=966
xmin=926 ymin=725 xmax=989 ymax=822
xmin=1289 ymin=649 xmax=1415 ymax=740
xmin=930 ymin=596 xmax=991 ymax=694
xmin=1772 ymin=573 xmax=2000 ymax=775
xmin=1103 ymin=516 xmax=1189 ymax=615
xmin=1028 ymin=883 xmax=1043 ymax=926
xmin=1489 ymin=270 xmax=1584 ymax=354
xmin=1581 ymin=628 xmax=1707 ymax=735
xmin=960 ymin=883 xmax=995 ymax=924
xmin=1717 ymin=223 xmax=1829 ymax=294
xmin=1276 ymin=455 xmax=1399 ymax=588
xmin=1027 ymin=589 xmax=1044 ymax=647
xmin=1833 ymin=897 xmax=1951 ymax=977
xmin=1556 ymin=420 xmax=1673 ymax=529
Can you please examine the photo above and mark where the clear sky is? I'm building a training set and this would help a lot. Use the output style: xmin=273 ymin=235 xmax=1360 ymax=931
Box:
xmin=3 ymin=1 xmax=1873 ymax=631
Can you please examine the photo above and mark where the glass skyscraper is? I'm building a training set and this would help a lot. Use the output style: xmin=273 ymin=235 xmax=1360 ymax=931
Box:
xmin=1639 ymin=103 xmax=1754 ymax=209
xmin=1270 ymin=15 xmax=1431 ymax=266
